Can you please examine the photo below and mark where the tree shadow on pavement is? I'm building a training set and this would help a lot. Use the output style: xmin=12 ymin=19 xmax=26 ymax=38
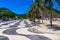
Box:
xmin=3 ymin=28 xmax=51 ymax=40
xmin=24 ymin=20 xmax=33 ymax=27
xmin=46 ymin=24 xmax=60 ymax=31
xmin=25 ymin=21 xmax=41 ymax=27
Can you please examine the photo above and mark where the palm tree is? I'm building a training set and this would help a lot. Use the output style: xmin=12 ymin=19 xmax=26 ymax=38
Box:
xmin=36 ymin=0 xmax=53 ymax=26
xmin=27 ymin=0 xmax=38 ymax=22
xmin=44 ymin=0 xmax=53 ymax=26
xmin=35 ymin=0 xmax=44 ymax=23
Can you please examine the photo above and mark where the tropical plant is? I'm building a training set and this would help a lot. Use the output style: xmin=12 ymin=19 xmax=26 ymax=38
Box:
xmin=44 ymin=0 xmax=53 ymax=26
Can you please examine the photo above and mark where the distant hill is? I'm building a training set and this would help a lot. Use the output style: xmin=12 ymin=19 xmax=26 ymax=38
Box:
xmin=0 ymin=8 xmax=26 ymax=19
xmin=0 ymin=8 xmax=17 ymax=18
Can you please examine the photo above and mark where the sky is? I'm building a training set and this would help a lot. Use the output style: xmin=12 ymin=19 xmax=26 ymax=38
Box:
xmin=0 ymin=0 xmax=60 ymax=14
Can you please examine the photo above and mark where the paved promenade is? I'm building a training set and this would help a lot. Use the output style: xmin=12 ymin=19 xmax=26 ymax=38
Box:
xmin=0 ymin=19 xmax=60 ymax=40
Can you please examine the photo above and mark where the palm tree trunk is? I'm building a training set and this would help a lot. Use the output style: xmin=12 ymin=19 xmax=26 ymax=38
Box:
xmin=49 ymin=0 xmax=53 ymax=26
xmin=38 ymin=8 xmax=43 ymax=24
xmin=50 ymin=9 xmax=52 ymax=26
